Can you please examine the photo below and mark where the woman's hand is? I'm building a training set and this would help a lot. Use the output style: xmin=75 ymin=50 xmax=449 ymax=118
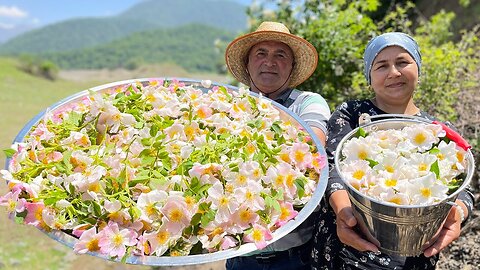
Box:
xmin=423 ymin=200 xmax=467 ymax=257
xmin=329 ymin=190 xmax=380 ymax=252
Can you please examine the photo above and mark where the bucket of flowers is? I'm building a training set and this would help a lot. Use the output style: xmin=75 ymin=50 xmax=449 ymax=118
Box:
xmin=0 ymin=78 xmax=328 ymax=265
xmin=334 ymin=114 xmax=475 ymax=256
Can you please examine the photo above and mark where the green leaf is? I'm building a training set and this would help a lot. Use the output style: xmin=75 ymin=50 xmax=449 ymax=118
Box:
xmin=65 ymin=111 xmax=83 ymax=127
xmin=3 ymin=148 xmax=16 ymax=158
xmin=294 ymin=177 xmax=306 ymax=199
xmin=271 ymin=122 xmax=283 ymax=134
xmin=264 ymin=195 xmax=281 ymax=213
xmin=355 ymin=127 xmax=367 ymax=138
xmin=92 ymin=201 xmax=102 ymax=216
xmin=150 ymin=124 xmax=159 ymax=137
xmin=366 ymin=158 xmax=379 ymax=167
xmin=200 ymin=209 xmax=216 ymax=227
xmin=430 ymin=160 xmax=440 ymax=178
xmin=14 ymin=215 xmax=25 ymax=224
xmin=129 ymin=206 xmax=142 ymax=221
xmin=190 ymin=213 xmax=202 ymax=226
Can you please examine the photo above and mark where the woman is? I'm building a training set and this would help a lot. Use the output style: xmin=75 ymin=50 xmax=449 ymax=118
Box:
xmin=311 ymin=32 xmax=475 ymax=269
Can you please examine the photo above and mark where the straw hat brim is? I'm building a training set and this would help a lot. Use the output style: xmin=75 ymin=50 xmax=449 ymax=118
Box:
xmin=225 ymin=30 xmax=318 ymax=88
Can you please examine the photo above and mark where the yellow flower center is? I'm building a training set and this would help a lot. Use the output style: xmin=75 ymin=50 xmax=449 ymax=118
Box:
xmin=146 ymin=204 xmax=156 ymax=216
xmin=414 ymin=133 xmax=427 ymax=145
xmin=352 ymin=170 xmax=365 ymax=180
xmin=275 ymin=175 xmax=284 ymax=186
xmin=456 ymin=152 xmax=464 ymax=163
xmin=239 ymin=209 xmax=252 ymax=222
xmin=294 ymin=150 xmax=305 ymax=162
xmin=157 ymin=231 xmax=170 ymax=244
xmin=168 ymin=209 xmax=184 ymax=222
xmin=113 ymin=234 xmax=124 ymax=246
xmin=252 ymin=229 xmax=263 ymax=241
xmin=280 ymin=207 xmax=290 ymax=220
xmin=246 ymin=143 xmax=256 ymax=155
xmin=280 ymin=153 xmax=290 ymax=162
xmin=385 ymin=178 xmax=397 ymax=187
xmin=252 ymin=168 xmax=262 ymax=179
xmin=418 ymin=163 xmax=427 ymax=171
xmin=420 ymin=188 xmax=431 ymax=198
xmin=86 ymin=238 xmax=100 ymax=252
xmin=285 ymin=174 xmax=295 ymax=187
xmin=358 ymin=150 xmax=368 ymax=160
xmin=219 ymin=197 xmax=229 ymax=206
xmin=388 ymin=197 xmax=402 ymax=205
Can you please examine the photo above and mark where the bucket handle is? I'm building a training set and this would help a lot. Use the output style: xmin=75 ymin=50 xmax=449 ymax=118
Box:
xmin=359 ymin=113 xmax=432 ymax=127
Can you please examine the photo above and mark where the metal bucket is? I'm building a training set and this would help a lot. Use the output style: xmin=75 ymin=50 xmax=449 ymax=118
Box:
xmin=334 ymin=115 xmax=475 ymax=256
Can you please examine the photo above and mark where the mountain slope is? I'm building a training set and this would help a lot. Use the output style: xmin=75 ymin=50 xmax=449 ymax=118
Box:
xmin=40 ymin=24 xmax=235 ymax=73
xmin=0 ymin=0 xmax=247 ymax=55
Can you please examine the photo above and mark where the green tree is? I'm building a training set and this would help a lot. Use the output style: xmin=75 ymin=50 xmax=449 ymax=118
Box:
xmin=246 ymin=0 xmax=480 ymax=189
xmin=246 ymin=0 xmax=480 ymax=123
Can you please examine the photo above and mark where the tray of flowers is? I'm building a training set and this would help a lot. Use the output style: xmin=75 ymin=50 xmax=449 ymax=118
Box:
xmin=0 ymin=78 xmax=328 ymax=265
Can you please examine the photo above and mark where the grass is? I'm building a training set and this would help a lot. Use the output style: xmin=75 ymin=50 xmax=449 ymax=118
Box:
xmin=0 ymin=58 xmax=226 ymax=270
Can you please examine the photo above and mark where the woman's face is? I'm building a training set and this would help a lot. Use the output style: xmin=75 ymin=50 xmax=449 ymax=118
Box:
xmin=370 ymin=46 xmax=419 ymax=106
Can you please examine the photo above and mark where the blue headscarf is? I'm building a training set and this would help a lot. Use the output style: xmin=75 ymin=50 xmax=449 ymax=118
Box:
xmin=363 ymin=32 xmax=421 ymax=85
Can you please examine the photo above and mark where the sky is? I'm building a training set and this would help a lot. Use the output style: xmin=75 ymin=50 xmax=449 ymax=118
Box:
xmin=0 ymin=0 xmax=253 ymax=42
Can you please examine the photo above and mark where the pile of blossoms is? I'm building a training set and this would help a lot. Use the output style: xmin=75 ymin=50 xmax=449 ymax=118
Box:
xmin=338 ymin=122 xmax=469 ymax=206
xmin=0 ymin=79 xmax=326 ymax=260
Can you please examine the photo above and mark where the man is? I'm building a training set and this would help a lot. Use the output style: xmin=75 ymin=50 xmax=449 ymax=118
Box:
xmin=224 ymin=21 xmax=331 ymax=270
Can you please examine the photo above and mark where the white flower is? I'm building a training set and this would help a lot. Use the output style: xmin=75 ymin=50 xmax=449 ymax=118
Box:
xmin=341 ymin=137 xmax=381 ymax=162
xmin=403 ymin=125 xmax=438 ymax=152
xmin=339 ymin=122 xmax=468 ymax=206
xmin=407 ymin=172 xmax=449 ymax=205
xmin=201 ymin=80 xmax=212 ymax=88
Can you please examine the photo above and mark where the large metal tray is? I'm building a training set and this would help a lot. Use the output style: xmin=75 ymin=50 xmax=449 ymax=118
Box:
xmin=5 ymin=78 xmax=328 ymax=266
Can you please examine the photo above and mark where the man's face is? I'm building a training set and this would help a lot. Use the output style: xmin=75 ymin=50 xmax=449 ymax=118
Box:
xmin=246 ymin=41 xmax=294 ymax=97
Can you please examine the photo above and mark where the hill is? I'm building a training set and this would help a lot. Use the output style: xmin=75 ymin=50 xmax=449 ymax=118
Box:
xmin=0 ymin=0 xmax=247 ymax=55
xmin=39 ymin=24 xmax=235 ymax=73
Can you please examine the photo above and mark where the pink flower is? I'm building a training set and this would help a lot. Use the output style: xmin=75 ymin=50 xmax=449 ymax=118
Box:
xmin=220 ymin=236 xmax=237 ymax=250
xmin=290 ymin=142 xmax=313 ymax=171
xmin=24 ymin=202 xmax=47 ymax=228
xmin=149 ymin=79 xmax=164 ymax=87
xmin=30 ymin=123 xmax=55 ymax=141
xmin=134 ymin=234 xmax=151 ymax=256
xmin=72 ymin=223 xmax=93 ymax=238
xmin=0 ymin=189 xmax=26 ymax=218
xmin=74 ymin=227 xmax=101 ymax=254
xmin=98 ymin=222 xmax=138 ymax=258
xmin=310 ymin=152 xmax=327 ymax=173
xmin=275 ymin=202 xmax=298 ymax=227
xmin=196 ymin=105 xmax=213 ymax=119
xmin=232 ymin=206 xmax=259 ymax=230
xmin=243 ymin=224 xmax=273 ymax=249
xmin=160 ymin=195 xmax=192 ymax=233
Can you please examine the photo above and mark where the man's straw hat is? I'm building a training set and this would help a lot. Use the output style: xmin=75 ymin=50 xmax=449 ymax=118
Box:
xmin=225 ymin=21 xmax=318 ymax=88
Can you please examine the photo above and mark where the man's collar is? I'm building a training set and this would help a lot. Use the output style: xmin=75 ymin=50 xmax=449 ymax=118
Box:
xmin=248 ymin=88 xmax=294 ymax=106
xmin=271 ymin=88 xmax=294 ymax=105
